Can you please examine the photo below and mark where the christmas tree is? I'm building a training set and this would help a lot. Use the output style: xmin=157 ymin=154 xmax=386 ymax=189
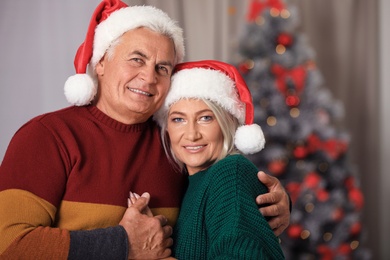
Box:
xmin=234 ymin=0 xmax=371 ymax=259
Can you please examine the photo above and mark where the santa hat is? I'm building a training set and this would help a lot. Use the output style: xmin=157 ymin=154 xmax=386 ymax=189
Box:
xmin=64 ymin=0 xmax=185 ymax=106
xmin=155 ymin=60 xmax=265 ymax=154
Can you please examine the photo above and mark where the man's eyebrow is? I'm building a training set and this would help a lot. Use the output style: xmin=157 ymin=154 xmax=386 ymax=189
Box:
xmin=159 ymin=60 xmax=174 ymax=69
xmin=131 ymin=50 xmax=173 ymax=68
xmin=131 ymin=50 xmax=148 ymax=59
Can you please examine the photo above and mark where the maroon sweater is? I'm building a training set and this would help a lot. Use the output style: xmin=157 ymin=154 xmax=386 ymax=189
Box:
xmin=0 ymin=105 xmax=187 ymax=259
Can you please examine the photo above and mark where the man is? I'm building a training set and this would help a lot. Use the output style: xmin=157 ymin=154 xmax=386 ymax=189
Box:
xmin=0 ymin=0 xmax=290 ymax=259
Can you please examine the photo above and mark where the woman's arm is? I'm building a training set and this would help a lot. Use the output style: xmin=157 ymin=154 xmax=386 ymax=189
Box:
xmin=206 ymin=156 xmax=285 ymax=259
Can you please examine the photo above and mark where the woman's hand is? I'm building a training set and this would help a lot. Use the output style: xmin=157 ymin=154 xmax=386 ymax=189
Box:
xmin=127 ymin=191 xmax=153 ymax=216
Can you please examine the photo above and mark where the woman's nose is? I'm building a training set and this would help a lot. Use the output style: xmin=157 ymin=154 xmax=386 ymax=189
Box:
xmin=184 ymin=122 xmax=201 ymax=141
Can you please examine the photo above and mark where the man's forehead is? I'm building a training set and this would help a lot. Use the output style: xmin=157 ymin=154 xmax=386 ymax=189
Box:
xmin=118 ymin=31 xmax=175 ymax=65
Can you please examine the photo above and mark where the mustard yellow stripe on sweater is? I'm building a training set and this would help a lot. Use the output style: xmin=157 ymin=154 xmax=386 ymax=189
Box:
xmin=55 ymin=201 xmax=126 ymax=230
xmin=0 ymin=189 xmax=62 ymax=255
xmin=151 ymin=207 xmax=180 ymax=227
xmin=56 ymin=201 xmax=180 ymax=229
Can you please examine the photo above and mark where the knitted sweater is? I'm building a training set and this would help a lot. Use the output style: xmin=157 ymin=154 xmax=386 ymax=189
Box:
xmin=0 ymin=105 xmax=186 ymax=259
xmin=172 ymin=154 xmax=285 ymax=259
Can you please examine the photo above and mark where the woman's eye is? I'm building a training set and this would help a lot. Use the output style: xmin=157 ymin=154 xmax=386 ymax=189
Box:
xmin=200 ymin=115 xmax=213 ymax=122
xmin=171 ymin=117 xmax=184 ymax=123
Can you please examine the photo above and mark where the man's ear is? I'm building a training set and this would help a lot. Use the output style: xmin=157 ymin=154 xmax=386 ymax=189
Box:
xmin=95 ymin=57 xmax=105 ymax=76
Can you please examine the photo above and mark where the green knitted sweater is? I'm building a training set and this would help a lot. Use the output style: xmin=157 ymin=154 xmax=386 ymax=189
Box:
xmin=172 ymin=154 xmax=285 ymax=259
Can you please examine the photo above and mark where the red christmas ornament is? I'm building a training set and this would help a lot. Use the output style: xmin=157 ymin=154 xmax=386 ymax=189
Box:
xmin=285 ymin=182 xmax=301 ymax=204
xmin=316 ymin=188 xmax=329 ymax=202
xmin=344 ymin=176 xmax=355 ymax=189
xmin=350 ymin=222 xmax=362 ymax=235
xmin=247 ymin=0 xmax=286 ymax=22
xmin=238 ymin=62 xmax=250 ymax=74
xmin=348 ymin=188 xmax=364 ymax=210
xmin=317 ymin=244 xmax=333 ymax=260
xmin=277 ymin=32 xmax=293 ymax=47
xmin=285 ymin=95 xmax=300 ymax=107
xmin=293 ymin=145 xmax=307 ymax=159
xmin=338 ymin=243 xmax=352 ymax=255
xmin=267 ymin=0 xmax=285 ymax=10
xmin=307 ymin=134 xmax=322 ymax=152
xmin=318 ymin=243 xmax=351 ymax=260
xmin=332 ymin=207 xmax=345 ymax=221
xmin=271 ymin=63 xmax=306 ymax=108
xmin=304 ymin=172 xmax=321 ymax=189
xmin=268 ymin=159 xmax=287 ymax=176
xmin=307 ymin=134 xmax=348 ymax=159
xmin=247 ymin=0 xmax=267 ymax=21
xmin=287 ymin=224 xmax=302 ymax=239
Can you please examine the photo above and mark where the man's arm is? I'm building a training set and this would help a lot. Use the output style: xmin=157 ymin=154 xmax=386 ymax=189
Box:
xmin=256 ymin=171 xmax=291 ymax=237
xmin=0 ymin=121 xmax=171 ymax=259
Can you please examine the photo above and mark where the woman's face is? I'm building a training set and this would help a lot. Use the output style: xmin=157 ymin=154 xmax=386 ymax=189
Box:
xmin=167 ymin=99 xmax=224 ymax=175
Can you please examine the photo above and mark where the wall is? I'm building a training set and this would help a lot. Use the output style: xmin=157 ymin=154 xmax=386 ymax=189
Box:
xmin=379 ymin=0 xmax=390 ymax=258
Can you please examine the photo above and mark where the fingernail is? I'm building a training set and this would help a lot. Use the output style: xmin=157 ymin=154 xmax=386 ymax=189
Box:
xmin=129 ymin=191 xmax=135 ymax=199
xmin=141 ymin=192 xmax=150 ymax=199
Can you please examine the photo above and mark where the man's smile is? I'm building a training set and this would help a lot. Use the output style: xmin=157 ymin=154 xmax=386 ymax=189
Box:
xmin=127 ymin=87 xmax=153 ymax=97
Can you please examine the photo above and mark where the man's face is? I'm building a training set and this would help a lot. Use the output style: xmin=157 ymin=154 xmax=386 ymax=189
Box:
xmin=95 ymin=27 xmax=176 ymax=124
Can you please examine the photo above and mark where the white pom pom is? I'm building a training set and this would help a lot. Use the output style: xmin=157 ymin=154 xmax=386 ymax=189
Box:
xmin=64 ymin=74 xmax=96 ymax=106
xmin=235 ymin=124 xmax=265 ymax=154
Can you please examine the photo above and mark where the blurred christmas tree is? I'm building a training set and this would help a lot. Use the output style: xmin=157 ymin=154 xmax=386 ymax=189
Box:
xmin=234 ymin=0 xmax=371 ymax=259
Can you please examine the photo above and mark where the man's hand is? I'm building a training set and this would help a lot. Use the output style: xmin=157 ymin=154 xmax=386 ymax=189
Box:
xmin=256 ymin=171 xmax=290 ymax=236
xmin=119 ymin=192 xmax=173 ymax=259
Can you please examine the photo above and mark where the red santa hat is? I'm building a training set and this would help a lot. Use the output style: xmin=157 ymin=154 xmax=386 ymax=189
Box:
xmin=155 ymin=60 xmax=265 ymax=154
xmin=64 ymin=0 xmax=185 ymax=106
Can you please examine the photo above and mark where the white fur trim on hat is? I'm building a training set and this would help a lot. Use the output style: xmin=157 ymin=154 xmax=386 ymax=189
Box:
xmin=235 ymin=124 xmax=265 ymax=154
xmin=64 ymin=74 xmax=96 ymax=106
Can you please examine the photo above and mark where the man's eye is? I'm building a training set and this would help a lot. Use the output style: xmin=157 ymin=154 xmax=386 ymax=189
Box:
xmin=129 ymin=58 xmax=143 ymax=64
xmin=157 ymin=65 xmax=169 ymax=75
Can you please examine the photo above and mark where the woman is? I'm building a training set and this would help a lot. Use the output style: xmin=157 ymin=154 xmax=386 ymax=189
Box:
xmin=131 ymin=60 xmax=285 ymax=259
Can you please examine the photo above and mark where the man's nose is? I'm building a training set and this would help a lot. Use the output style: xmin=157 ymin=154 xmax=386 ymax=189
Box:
xmin=141 ymin=65 xmax=157 ymax=84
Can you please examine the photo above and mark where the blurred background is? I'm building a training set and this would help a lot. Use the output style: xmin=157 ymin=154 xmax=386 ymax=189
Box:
xmin=0 ymin=0 xmax=388 ymax=259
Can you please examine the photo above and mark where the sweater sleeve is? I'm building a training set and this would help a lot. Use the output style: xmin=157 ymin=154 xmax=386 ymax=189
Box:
xmin=69 ymin=226 xmax=128 ymax=260
xmin=0 ymin=189 xmax=128 ymax=259
xmin=0 ymin=120 xmax=128 ymax=259
xmin=206 ymin=155 xmax=285 ymax=260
